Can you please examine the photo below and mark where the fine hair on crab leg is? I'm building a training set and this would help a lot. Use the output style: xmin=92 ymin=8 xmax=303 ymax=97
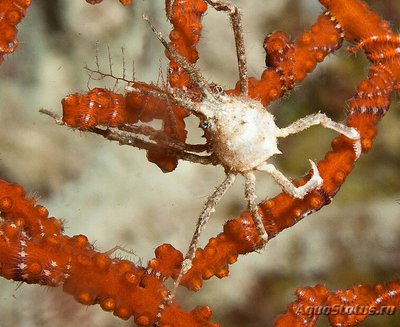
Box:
xmin=92 ymin=127 xmax=216 ymax=165
xmin=142 ymin=14 xmax=215 ymax=99
xmin=166 ymin=173 xmax=236 ymax=302
xmin=244 ymin=171 xmax=268 ymax=245
xmin=119 ymin=124 xmax=210 ymax=153
xmin=165 ymin=0 xmax=174 ymax=21
xmin=277 ymin=112 xmax=362 ymax=159
xmin=85 ymin=44 xmax=136 ymax=91
xmin=257 ymin=161 xmax=323 ymax=199
xmin=205 ymin=0 xmax=248 ymax=95
xmin=39 ymin=108 xmax=215 ymax=166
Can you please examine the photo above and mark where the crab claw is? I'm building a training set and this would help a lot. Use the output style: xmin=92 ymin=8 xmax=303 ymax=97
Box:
xmin=293 ymin=160 xmax=323 ymax=199
xmin=344 ymin=126 xmax=362 ymax=160
xmin=308 ymin=160 xmax=323 ymax=189
xmin=352 ymin=132 xmax=362 ymax=160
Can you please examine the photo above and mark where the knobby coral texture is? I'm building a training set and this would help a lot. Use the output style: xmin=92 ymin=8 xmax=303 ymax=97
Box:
xmin=0 ymin=0 xmax=399 ymax=326
xmin=0 ymin=0 xmax=30 ymax=63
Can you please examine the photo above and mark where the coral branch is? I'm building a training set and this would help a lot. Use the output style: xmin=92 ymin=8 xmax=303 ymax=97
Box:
xmin=166 ymin=0 xmax=207 ymax=92
xmin=322 ymin=0 xmax=400 ymax=153
xmin=274 ymin=284 xmax=329 ymax=327
xmin=227 ymin=11 xmax=344 ymax=105
xmin=62 ymin=88 xmax=128 ymax=129
xmin=274 ymin=281 xmax=400 ymax=326
xmin=0 ymin=181 xmax=63 ymax=237
xmin=0 ymin=179 xmax=217 ymax=326
xmin=0 ymin=0 xmax=31 ymax=63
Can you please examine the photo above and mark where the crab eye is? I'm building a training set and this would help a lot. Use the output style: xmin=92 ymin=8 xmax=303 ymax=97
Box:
xmin=210 ymin=83 xmax=225 ymax=95
xmin=200 ymin=120 xmax=212 ymax=129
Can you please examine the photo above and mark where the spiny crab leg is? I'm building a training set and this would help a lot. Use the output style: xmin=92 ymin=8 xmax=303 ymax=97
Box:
xmin=277 ymin=112 xmax=362 ymax=159
xmin=205 ymin=0 xmax=248 ymax=95
xmin=156 ymin=173 xmax=237 ymax=319
xmin=244 ymin=171 xmax=268 ymax=244
xmin=258 ymin=161 xmax=323 ymax=199
xmin=39 ymin=109 xmax=215 ymax=166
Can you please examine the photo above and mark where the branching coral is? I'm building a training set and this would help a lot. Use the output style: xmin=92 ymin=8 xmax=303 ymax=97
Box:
xmin=0 ymin=0 xmax=399 ymax=326
xmin=0 ymin=0 xmax=31 ymax=63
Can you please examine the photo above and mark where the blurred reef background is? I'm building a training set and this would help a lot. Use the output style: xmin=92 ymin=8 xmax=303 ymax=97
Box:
xmin=0 ymin=0 xmax=399 ymax=326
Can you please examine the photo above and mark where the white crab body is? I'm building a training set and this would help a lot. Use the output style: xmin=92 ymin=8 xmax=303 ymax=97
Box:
xmin=198 ymin=95 xmax=281 ymax=172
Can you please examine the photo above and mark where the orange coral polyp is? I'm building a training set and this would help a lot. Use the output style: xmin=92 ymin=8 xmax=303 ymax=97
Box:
xmin=100 ymin=297 xmax=116 ymax=311
xmin=0 ymin=196 xmax=13 ymax=211
xmin=5 ymin=9 xmax=23 ymax=25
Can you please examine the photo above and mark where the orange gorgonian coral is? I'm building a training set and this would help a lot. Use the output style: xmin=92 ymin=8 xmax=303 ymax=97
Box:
xmin=1 ymin=0 xmax=400 ymax=326
xmin=0 ymin=0 xmax=31 ymax=63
